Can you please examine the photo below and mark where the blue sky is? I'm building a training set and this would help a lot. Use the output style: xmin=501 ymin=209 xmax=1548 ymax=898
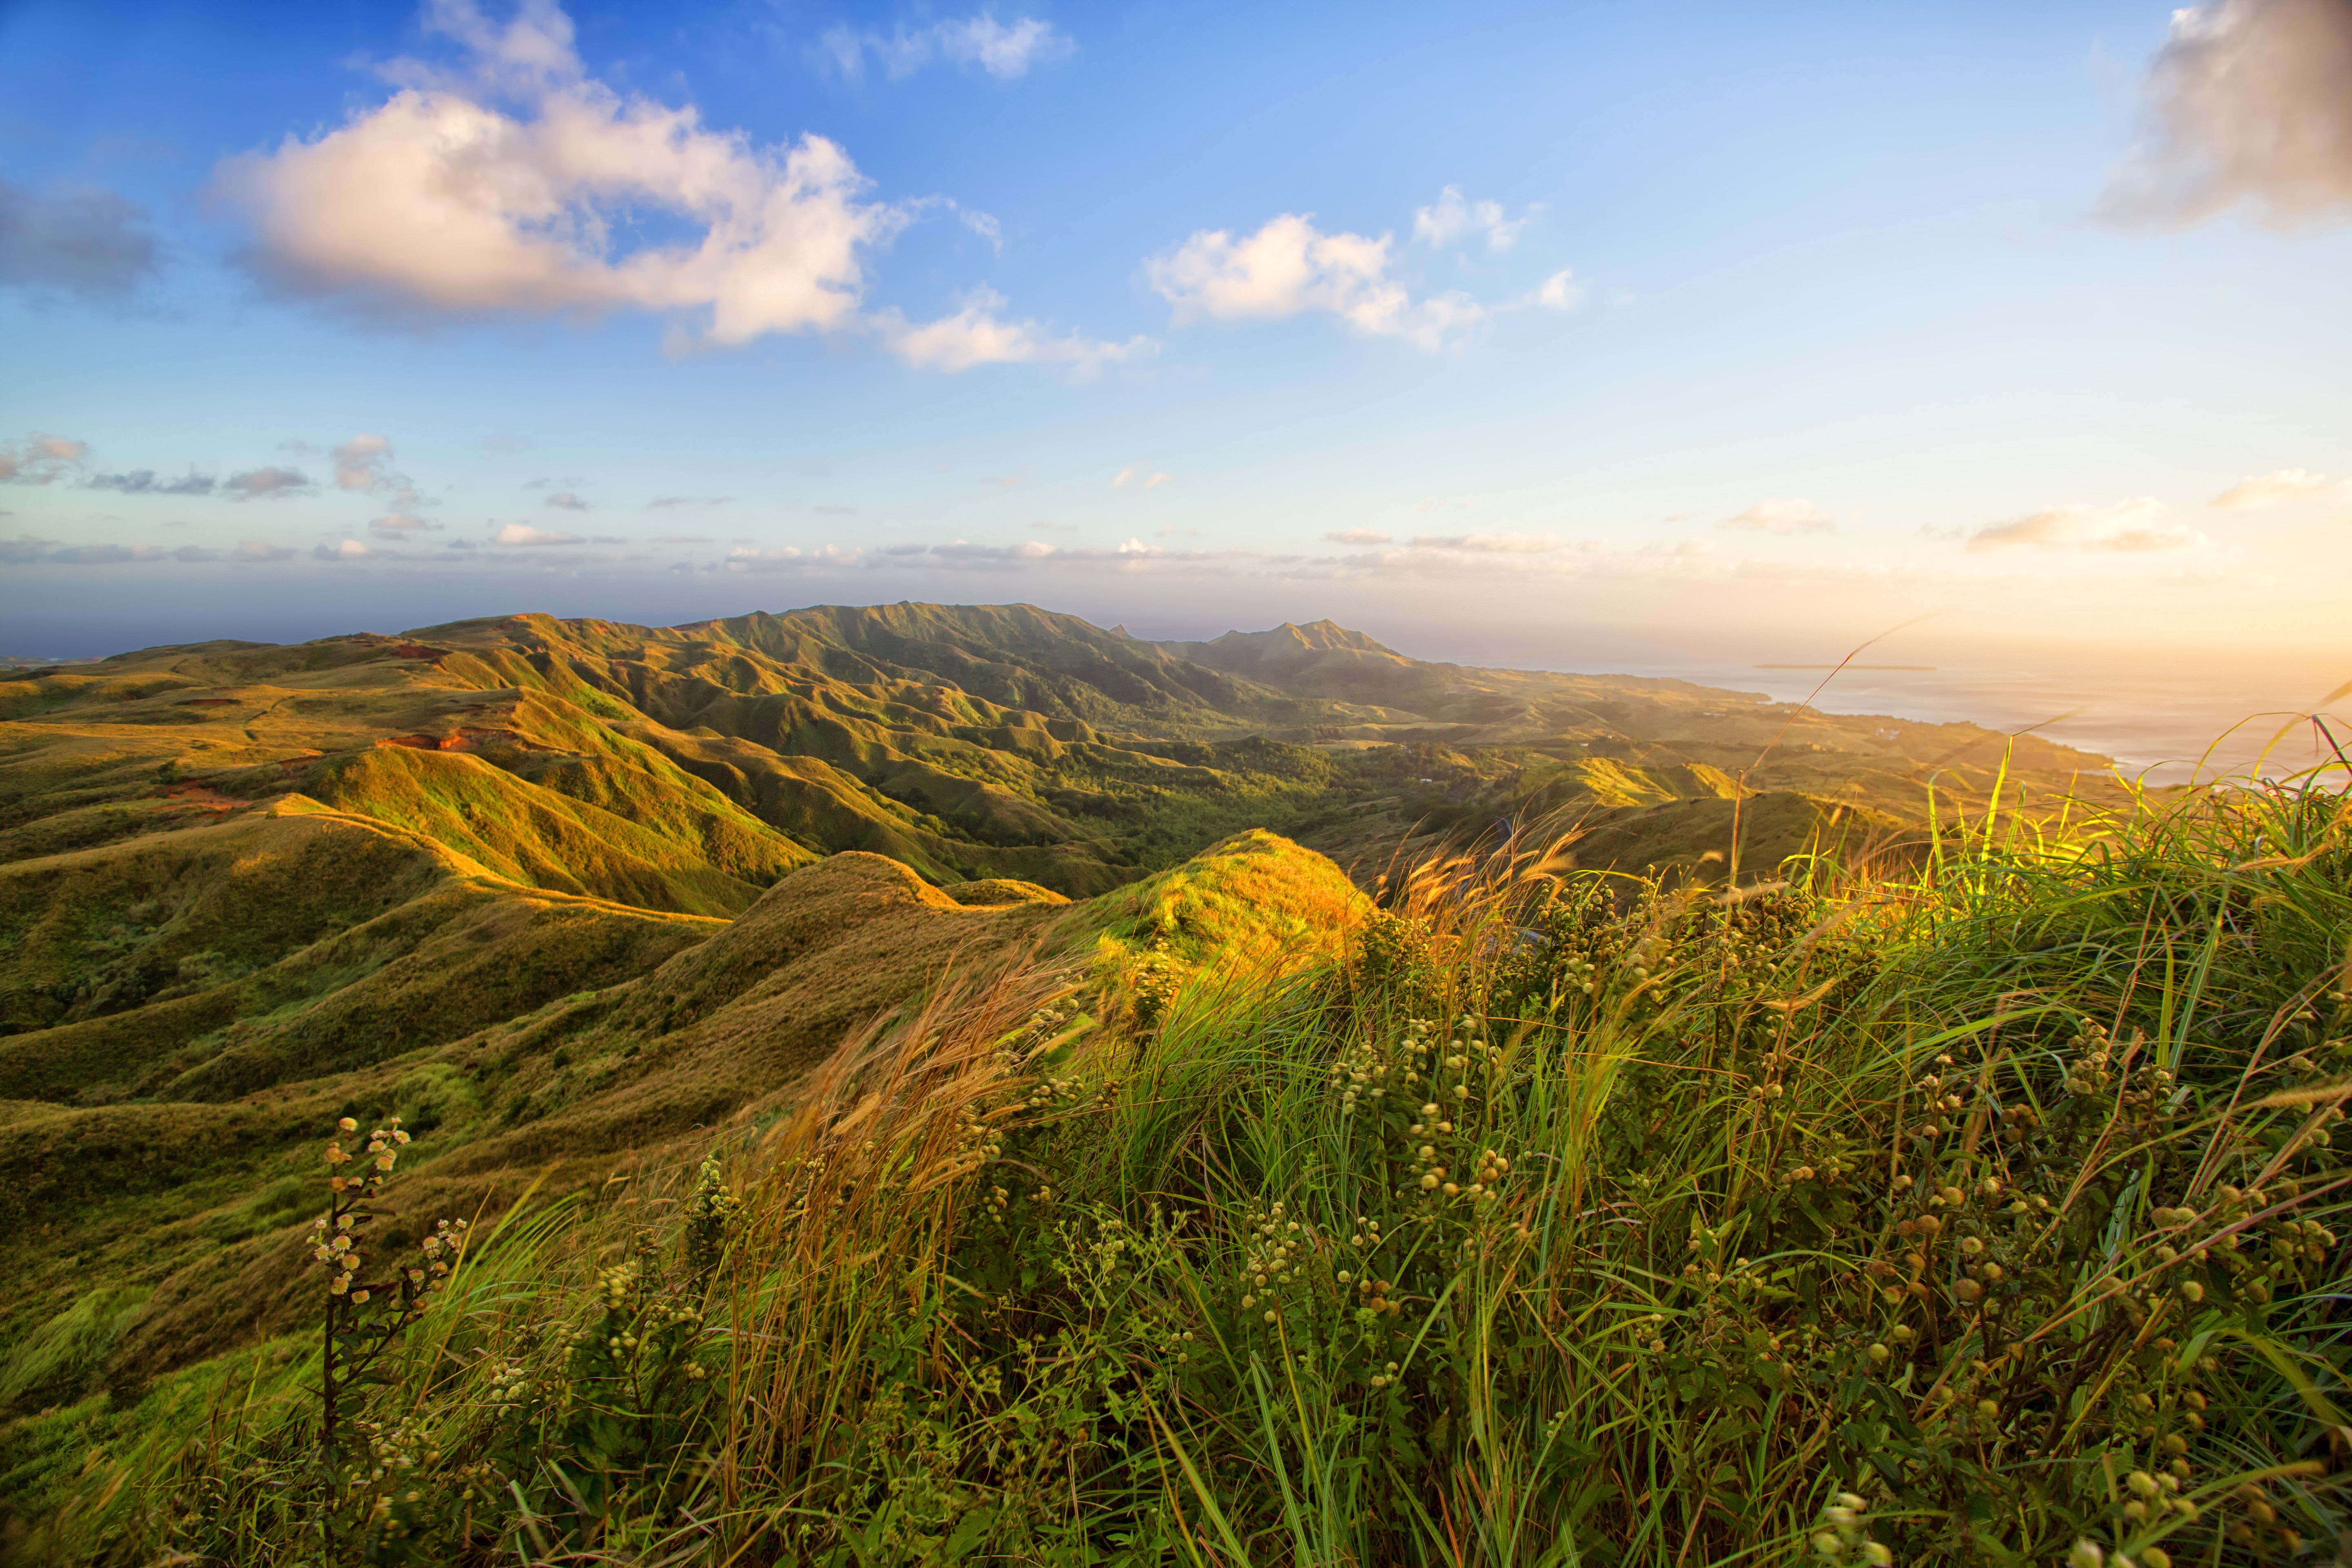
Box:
xmin=3 ymin=0 xmax=2349 ymax=689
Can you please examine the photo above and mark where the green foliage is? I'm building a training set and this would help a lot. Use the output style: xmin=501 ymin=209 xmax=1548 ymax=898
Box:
xmin=20 ymin=774 xmax=2348 ymax=1565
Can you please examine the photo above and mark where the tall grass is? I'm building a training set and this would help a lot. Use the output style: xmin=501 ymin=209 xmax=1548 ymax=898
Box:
xmin=14 ymin=768 xmax=2350 ymax=1566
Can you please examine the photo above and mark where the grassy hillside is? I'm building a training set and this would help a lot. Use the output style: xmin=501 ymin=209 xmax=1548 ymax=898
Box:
xmin=4 ymin=601 xmax=2268 ymax=1564
xmin=3 ymin=770 xmax=2342 ymax=1566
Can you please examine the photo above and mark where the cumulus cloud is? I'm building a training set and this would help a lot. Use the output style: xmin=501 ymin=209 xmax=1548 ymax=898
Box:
xmin=1527 ymin=270 xmax=1583 ymax=310
xmin=544 ymin=490 xmax=590 ymax=510
xmin=0 ymin=434 xmax=88 ymax=484
xmin=874 ymin=288 xmax=1149 ymax=374
xmin=216 ymin=0 xmax=894 ymax=349
xmin=1408 ymin=531 xmax=1561 ymax=553
xmin=1966 ymin=498 xmax=2200 ymax=552
xmin=1147 ymin=212 xmax=1487 ymax=350
xmin=86 ymin=468 xmax=216 ymax=496
xmin=0 ymin=180 xmax=158 ymax=300
xmin=493 ymin=521 xmax=581 ymax=545
xmin=816 ymin=13 xmax=1075 ymax=82
xmin=1724 ymin=498 xmax=1835 ymax=534
xmin=316 ymin=539 xmax=388 ymax=559
xmin=223 ymin=466 xmax=314 ymax=498
xmin=2210 ymin=467 xmax=2350 ymax=509
xmin=1412 ymin=186 xmax=1530 ymax=251
xmin=2100 ymin=0 xmax=2352 ymax=228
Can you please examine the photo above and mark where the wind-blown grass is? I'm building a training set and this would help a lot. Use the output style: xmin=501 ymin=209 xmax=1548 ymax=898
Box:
xmin=10 ymin=767 xmax=2349 ymax=1566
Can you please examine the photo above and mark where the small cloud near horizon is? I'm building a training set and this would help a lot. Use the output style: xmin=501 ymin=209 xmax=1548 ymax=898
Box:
xmin=2210 ymin=468 xmax=2349 ymax=509
xmin=0 ymin=434 xmax=89 ymax=484
xmin=1723 ymin=498 xmax=1835 ymax=534
xmin=1967 ymin=499 xmax=2199 ymax=552
xmin=1409 ymin=531 xmax=1561 ymax=553
xmin=1326 ymin=528 xmax=1392 ymax=545
xmin=224 ymin=466 xmax=314 ymax=499
xmin=493 ymin=522 xmax=583 ymax=546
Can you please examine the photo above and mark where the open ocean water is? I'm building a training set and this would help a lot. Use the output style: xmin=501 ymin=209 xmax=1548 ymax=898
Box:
xmin=1608 ymin=653 xmax=2352 ymax=787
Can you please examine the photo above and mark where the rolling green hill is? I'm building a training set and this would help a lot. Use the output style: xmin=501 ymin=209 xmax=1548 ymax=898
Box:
xmin=0 ymin=603 xmax=2136 ymax=1503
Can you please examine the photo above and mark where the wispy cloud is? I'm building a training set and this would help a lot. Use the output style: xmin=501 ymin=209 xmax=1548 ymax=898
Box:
xmin=815 ymin=12 xmax=1075 ymax=82
xmin=236 ymin=539 xmax=296 ymax=561
xmin=2210 ymin=468 xmax=2350 ymax=509
xmin=1412 ymin=186 xmax=1532 ymax=251
xmin=493 ymin=522 xmax=584 ymax=546
xmin=223 ymin=466 xmax=314 ymax=499
xmin=647 ymin=495 xmax=731 ymax=509
xmin=1325 ymin=528 xmax=1392 ymax=545
xmin=0 ymin=180 xmax=158 ymax=300
xmin=86 ymin=468 xmax=216 ymax=496
xmin=0 ymin=434 xmax=88 ymax=484
xmin=2100 ymin=0 xmax=2352 ymax=228
xmin=1723 ymin=498 xmax=1835 ymax=534
xmin=875 ymin=288 xmax=1150 ymax=374
xmin=1966 ymin=498 xmax=2199 ymax=552
xmin=1111 ymin=465 xmax=1174 ymax=490
xmin=370 ymin=511 xmax=439 ymax=534
xmin=545 ymin=490 xmax=590 ymax=511
xmin=1407 ymin=531 xmax=1561 ymax=553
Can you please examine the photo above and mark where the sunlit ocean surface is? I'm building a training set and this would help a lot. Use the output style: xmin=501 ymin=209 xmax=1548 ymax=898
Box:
xmin=1600 ymin=656 xmax=2352 ymax=786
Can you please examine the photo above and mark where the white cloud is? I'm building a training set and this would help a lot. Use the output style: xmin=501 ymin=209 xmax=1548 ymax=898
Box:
xmin=818 ymin=13 xmax=1075 ymax=82
xmin=1110 ymin=465 xmax=1136 ymax=490
xmin=1724 ymin=498 xmax=1835 ymax=534
xmin=875 ymin=288 xmax=1149 ymax=374
xmin=1145 ymin=471 xmax=1173 ymax=490
xmin=317 ymin=539 xmax=385 ymax=559
xmin=218 ymin=0 xmax=894 ymax=350
xmin=1147 ymin=213 xmax=1489 ymax=350
xmin=332 ymin=434 xmax=393 ymax=490
xmin=1412 ymin=186 xmax=1530 ymax=251
xmin=1112 ymin=464 xmax=1173 ymax=491
xmin=1408 ymin=531 xmax=1561 ymax=553
xmin=2100 ymin=0 xmax=2352 ymax=228
xmin=1531 ymin=270 xmax=1583 ymax=310
xmin=494 ymin=521 xmax=582 ymax=545
xmin=0 ymin=434 xmax=87 ymax=483
xmin=2210 ymin=468 xmax=2350 ymax=509
xmin=1326 ymin=528 xmax=1392 ymax=545
xmin=1966 ymin=498 xmax=2200 ymax=552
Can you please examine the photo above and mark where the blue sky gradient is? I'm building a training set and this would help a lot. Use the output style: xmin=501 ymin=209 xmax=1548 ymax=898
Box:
xmin=3 ymin=0 xmax=2348 ymax=707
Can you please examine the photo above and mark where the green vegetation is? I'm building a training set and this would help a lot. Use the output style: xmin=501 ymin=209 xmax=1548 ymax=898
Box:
xmin=6 ymin=603 xmax=2336 ymax=1562
xmin=5 ymin=760 xmax=2343 ymax=1564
